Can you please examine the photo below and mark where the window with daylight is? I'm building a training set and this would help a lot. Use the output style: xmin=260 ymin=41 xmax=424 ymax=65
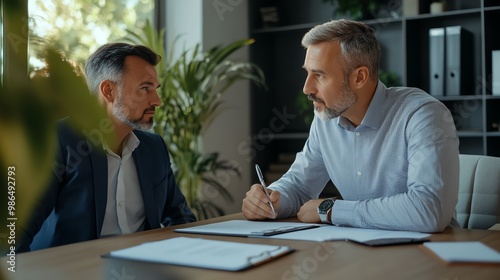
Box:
xmin=28 ymin=0 xmax=155 ymax=75
xmin=0 ymin=3 xmax=4 ymax=84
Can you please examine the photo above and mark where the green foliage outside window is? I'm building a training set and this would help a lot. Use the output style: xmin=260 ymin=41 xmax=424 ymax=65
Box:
xmin=28 ymin=0 xmax=154 ymax=71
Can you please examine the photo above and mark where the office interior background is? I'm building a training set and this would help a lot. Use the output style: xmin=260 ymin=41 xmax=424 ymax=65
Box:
xmin=1 ymin=0 xmax=499 ymax=219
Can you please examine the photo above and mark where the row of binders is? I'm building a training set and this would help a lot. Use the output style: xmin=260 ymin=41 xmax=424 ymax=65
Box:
xmin=429 ymin=25 xmax=472 ymax=96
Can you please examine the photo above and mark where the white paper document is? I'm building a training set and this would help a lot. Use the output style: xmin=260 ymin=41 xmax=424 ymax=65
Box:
xmin=261 ymin=224 xmax=431 ymax=243
xmin=175 ymin=220 xmax=319 ymax=236
xmin=105 ymin=237 xmax=294 ymax=271
xmin=423 ymin=241 xmax=500 ymax=263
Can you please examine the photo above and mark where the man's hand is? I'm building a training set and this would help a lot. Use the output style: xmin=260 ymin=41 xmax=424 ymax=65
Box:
xmin=242 ymin=184 xmax=280 ymax=220
xmin=297 ymin=199 xmax=324 ymax=223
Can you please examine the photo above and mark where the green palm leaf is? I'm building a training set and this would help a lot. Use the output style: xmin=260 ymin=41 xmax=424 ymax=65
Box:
xmin=124 ymin=20 xmax=265 ymax=220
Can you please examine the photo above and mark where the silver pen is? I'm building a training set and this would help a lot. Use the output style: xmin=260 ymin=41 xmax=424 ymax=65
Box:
xmin=255 ymin=164 xmax=276 ymax=217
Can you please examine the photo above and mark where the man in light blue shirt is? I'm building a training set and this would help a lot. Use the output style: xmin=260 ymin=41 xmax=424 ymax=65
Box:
xmin=242 ymin=19 xmax=459 ymax=232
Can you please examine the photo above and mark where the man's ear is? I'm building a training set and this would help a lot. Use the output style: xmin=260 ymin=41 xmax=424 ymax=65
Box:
xmin=99 ymin=80 xmax=115 ymax=103
xmin=349 ymin=66 xmax=370 ymax=90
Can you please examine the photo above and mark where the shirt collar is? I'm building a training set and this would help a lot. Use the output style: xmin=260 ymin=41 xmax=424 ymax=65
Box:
xmin=359 ymin=80 xmax=387 ymax=130
xmin=102 ymin=131 xmax=140 ymax=157
xmin=121 ymin=131 xmax=140 ymax=156
xmin=337 ymin=80 xmax=387 ymax=131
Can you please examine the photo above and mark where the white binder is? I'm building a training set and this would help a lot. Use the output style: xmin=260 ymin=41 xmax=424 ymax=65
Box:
xmin=429 ymin=27 xmax=445 ymax=96
xmin=445 ymin=26 xmax=472 ymax=96
xmin=493 ymin=50 xmax=500 ymax=95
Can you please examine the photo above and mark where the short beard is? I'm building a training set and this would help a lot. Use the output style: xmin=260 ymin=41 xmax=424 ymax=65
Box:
xmin=112 ymin=90 xmax=154 ymax=131
xmin=310 ymin=80 xmax=357 ymax=121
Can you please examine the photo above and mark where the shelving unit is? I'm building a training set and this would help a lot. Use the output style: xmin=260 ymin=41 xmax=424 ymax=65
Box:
xmin=248 ymin=0 xmax=500 ymax=182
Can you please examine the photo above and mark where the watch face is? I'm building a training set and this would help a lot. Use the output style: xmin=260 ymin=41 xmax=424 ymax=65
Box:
xmin=319 ymin=199 xmax=334 ymax=212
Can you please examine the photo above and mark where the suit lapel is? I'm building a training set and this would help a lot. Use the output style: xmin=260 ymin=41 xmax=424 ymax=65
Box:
xmin=133 ymin=145 xmax=158 ymax=229
xmin=89 ymin=140 xmax=108 ymax=237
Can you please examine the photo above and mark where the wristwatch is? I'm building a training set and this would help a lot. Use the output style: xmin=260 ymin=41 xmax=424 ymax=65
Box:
xmin=318 ymin=197 xmax=336 ymax=224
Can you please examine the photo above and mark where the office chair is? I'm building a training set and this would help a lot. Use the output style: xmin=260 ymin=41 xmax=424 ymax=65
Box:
xmin=455 ymin=154 xmax=500 ymax=230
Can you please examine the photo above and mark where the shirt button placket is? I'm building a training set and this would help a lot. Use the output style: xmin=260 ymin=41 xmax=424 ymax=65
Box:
xmin=355 ymin=131 xmax=361 ymax=177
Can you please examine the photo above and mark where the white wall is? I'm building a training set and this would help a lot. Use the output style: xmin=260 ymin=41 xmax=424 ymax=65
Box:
xmin=165 ymin=0 xmax=203 ymax=59
xmin=165 ymin=0 xmax=251 ymax=215
xmin=201 ymin=0 xmax=251 ymax=215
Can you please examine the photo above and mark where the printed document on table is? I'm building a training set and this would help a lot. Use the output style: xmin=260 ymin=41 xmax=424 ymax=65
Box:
xmin=260 ymin=225 xmax=431 ymax=243
xmin=104 ymin=237 xmax=294 ymax=271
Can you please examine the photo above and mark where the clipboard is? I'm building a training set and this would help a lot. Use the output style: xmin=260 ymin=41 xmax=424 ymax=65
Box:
xmin=103 ymin=237 xmax=294 ymax=271
xmin=174 ymin=220 xmax=320 ymax=237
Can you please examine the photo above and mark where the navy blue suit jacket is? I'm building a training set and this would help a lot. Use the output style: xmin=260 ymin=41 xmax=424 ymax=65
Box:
xmin=18 ymin=120 xmax=196 ymax=252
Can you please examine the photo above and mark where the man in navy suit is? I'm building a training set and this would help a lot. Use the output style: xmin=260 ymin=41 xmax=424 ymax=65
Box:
xmin=17 ymin=43 xmax=196 ymax=252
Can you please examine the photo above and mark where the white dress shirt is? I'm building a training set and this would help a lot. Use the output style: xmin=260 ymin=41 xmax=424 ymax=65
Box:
xmin=100 ymin=132 xmax=145 ymax=237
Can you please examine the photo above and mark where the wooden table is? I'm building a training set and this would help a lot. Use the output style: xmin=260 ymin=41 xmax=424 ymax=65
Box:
xmin=2 ymin=213 xmax=500 ymax=280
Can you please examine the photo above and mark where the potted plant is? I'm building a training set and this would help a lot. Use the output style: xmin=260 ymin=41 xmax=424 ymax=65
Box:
xmin=322 ymin=0 xmax=385 ymax=20
xmin=379 ymin=69 xmax=401 ymax=87
xmin=125 ymin=21 xmax=266 ymax=219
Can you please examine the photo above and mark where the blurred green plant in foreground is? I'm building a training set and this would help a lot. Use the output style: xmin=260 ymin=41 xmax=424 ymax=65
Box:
xmin=0 ymin=49 xmax=110 ymax=256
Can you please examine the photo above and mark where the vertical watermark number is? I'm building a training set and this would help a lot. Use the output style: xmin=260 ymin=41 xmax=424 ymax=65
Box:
xmin=6 ymin=166 xmax=17 ymax=272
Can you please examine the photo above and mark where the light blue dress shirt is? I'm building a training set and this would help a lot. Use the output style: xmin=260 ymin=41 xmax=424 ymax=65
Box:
xmin=269 ymin=81 xmax=460 ymax=232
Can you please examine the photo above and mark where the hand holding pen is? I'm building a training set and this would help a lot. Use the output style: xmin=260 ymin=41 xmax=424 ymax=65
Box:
xmin=242 ymin=164 xmax=279 ymax=220
xmin=255 ymin=164 xmax=276 ymax=216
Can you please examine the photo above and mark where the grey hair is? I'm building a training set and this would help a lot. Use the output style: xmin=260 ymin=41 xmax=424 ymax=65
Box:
xmin=84 ymin=43 xmax=161 ymax=95
xmin=301 ymin=19 xmax=380 ymax=80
